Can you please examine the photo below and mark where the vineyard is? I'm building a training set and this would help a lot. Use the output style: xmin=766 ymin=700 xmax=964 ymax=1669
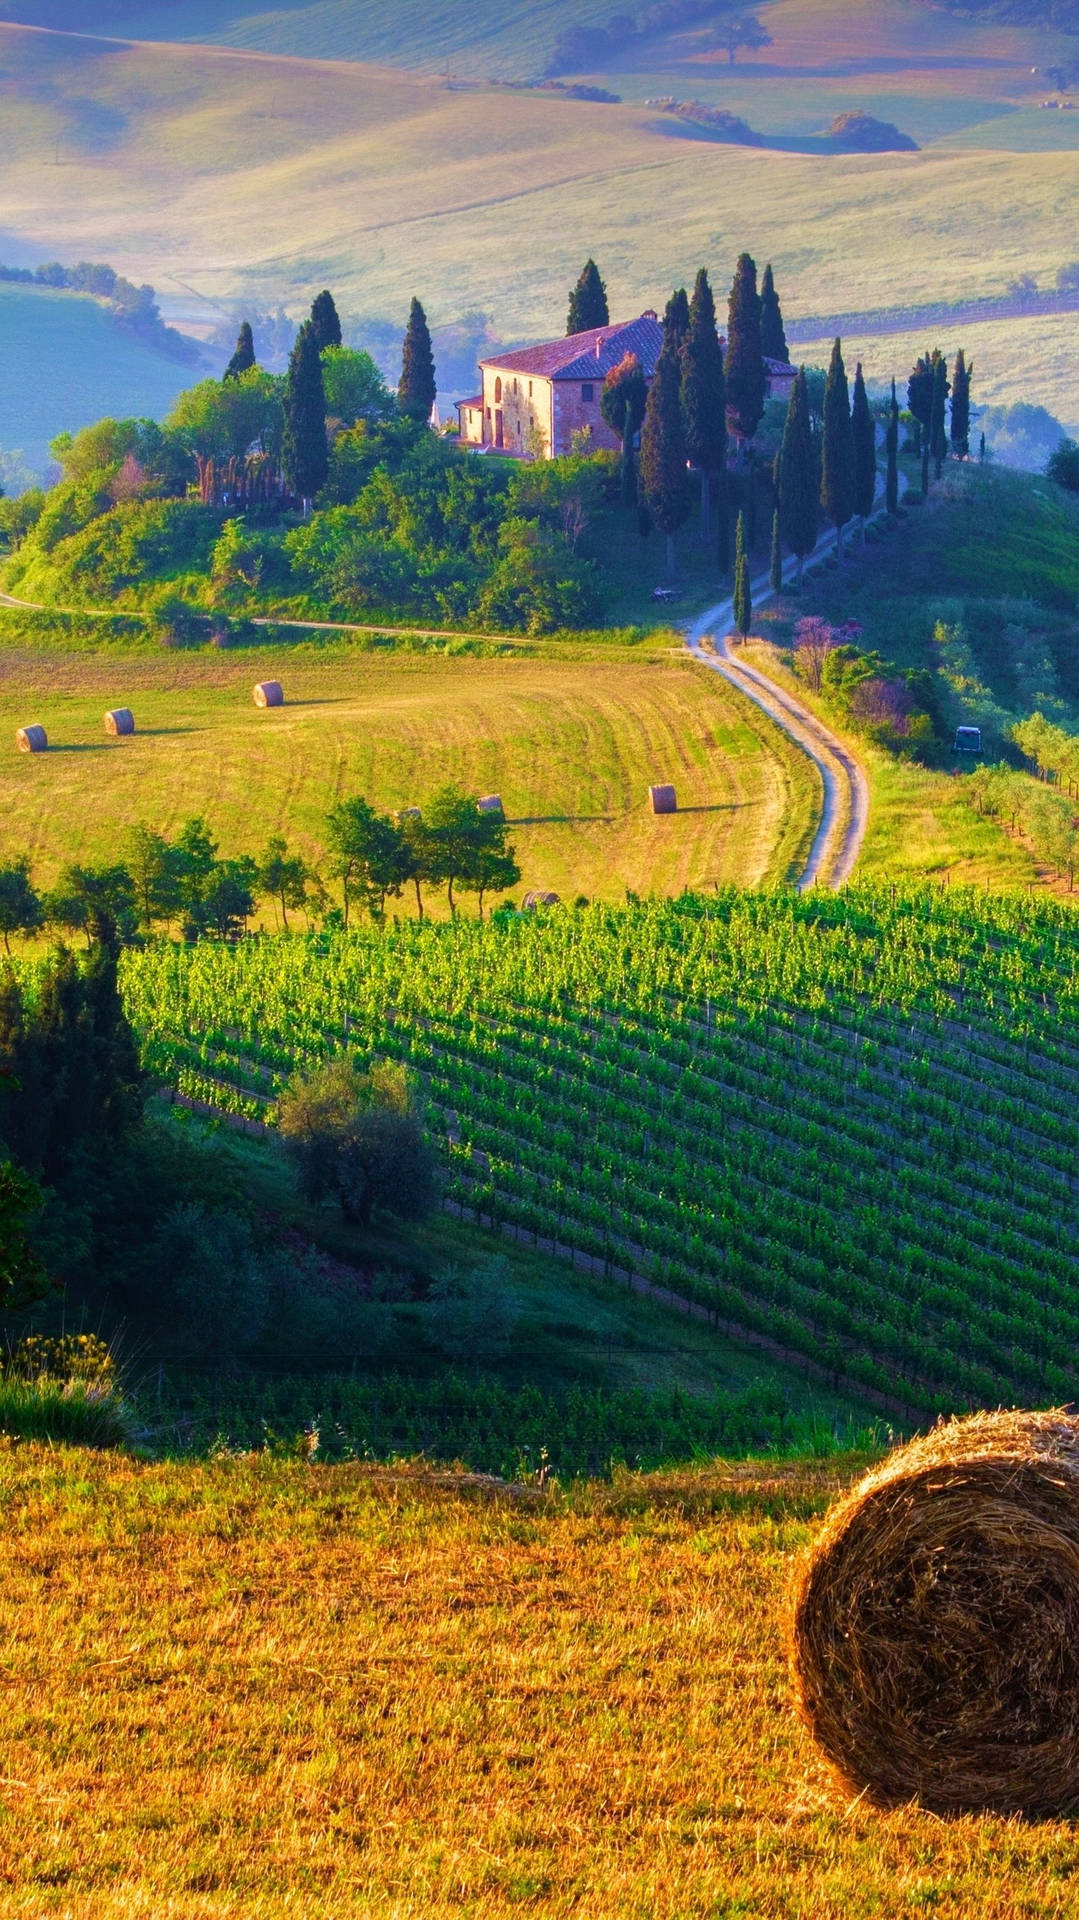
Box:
xmin=119 ymin=886 xmax=1079 ymax=1417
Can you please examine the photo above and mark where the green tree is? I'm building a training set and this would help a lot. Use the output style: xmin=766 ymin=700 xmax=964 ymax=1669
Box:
xmin=769 ymin=507 xmax=782 ymax=592
xmin=776 ymin=368 xmax=818 ymax=584
xmin=681 ymin=267 xmax=726 ymax=530
xmin=820 ymin=338 xmax=855 ymax=558
xmin=278 ymin=1057 xmax=438 ymax=1229
xmin=282 ymin=321 xmax=328 ymax=504
xmin=566 ymin=258 xmax=609 ymax=335
xmin=1047 ymin=438 xmax=1079 ymax=491
xmin=223 ymin=321 xmax=255 ymax=382
xmin=759 ymin=263 xmax=789 ymax=364
xmin=950 ymin=348 xmax=972 ymax=458
xmin=0 ymin=859 xmax=43 ymax=955
xmin=325 ymin=798 xmax=410 ymax=926
xmin=733 ymin=511 xmax=752 ymax=637
xmin=663 ymin=287 xmax=690 ymax=355
xmin=600 ymin=352 xmax=647 ymax=507
xmin=638 ymin=335 xmax=689 ymax=576
xmin=126 ymin=826 xmax=183 ymax=931
xmin=257 ymin=836 xmax=311 ymax=931
xmin=725 ymin=253 xmax=766 ymax=442
xmin=167 ymin=370 xmax=283 ymax=464
xmin=310 ymin=288 xmax=343 ymax=351
xmin=851 ymin=361 xmax=876 ymax=541
xmin=714 ymin=11 xmax=773 ymax=62
xmin=321 ymin=347 xmax=391 ymax=426
xmin=398 ymin=297 xmax=437 ymax=423
xmin=886 ymin=378 xmax=900 ymax=515
xmin=45 ymin=863 xmax=137 ymax=947
xmin=0 ymin=1163 xmax=47 ymax=1311
xmin=930 ymin=352 xmax=950 ymax=480
xmin=906 ymin=352 xmax=933 ymax=458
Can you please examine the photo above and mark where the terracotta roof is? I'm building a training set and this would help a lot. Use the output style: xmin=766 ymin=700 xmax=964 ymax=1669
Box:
xmin=457 ymin=394 xmax=483 ymax=409
xmin=479 ymin=314 xmax=664 ymax=383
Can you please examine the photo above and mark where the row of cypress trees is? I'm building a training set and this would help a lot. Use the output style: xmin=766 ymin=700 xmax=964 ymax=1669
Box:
xmin=220 ymin=290 xmax=437 ymax=506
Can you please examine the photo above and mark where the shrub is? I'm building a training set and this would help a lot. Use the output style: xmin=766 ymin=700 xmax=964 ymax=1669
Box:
xmin=278 ymin=1058 xmax=440 ymax=1229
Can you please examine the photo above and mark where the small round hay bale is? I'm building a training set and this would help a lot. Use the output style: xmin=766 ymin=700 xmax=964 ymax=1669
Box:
xmin=253 ymin=680 xmax=284 ymax=708
xmin=791 ymin=1410 xmax=1079 ymax=1817
xmin=522 ymin=890 xmax=560 ymax=911
xmin=16 ymin=724 xmax=47 ymax=754
xmin=477 ymin=794 xmax=504 ymax=816
xmin=649 ymin=783 xmax=677 ymax=815
xmin=104 ymin=708 xmax=135 ymax=737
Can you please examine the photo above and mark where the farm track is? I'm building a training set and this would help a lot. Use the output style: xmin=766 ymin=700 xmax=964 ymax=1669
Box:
xmin=685 ymin=535 xmax=871 ymax=890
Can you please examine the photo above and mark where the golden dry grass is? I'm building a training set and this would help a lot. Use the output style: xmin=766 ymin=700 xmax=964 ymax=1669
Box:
xmin=0 ymin=640 xmax=819 ymax=901
xmin=5 ymin=1442 xmax=1079 ymax=1917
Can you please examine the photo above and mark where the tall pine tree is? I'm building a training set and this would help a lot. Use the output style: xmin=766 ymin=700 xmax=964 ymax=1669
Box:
xmin=398 ymin=297 xmax=436 ymax=422
xmin=681 ymin=267 xmax=726 ymax=530
xmin=638 ymin=335 xmax=689 ymax=576
xmin=223 ymin=320 xmax=255 ymax=382
xmin=769 ymin=508 xmax=782 ymax=593
xmin=600 ymin=352 xmax=647 ymax=507
xmin=663 ymin=287 xmax=690 ymax=352
xmin=886 ymin=378 xmax=900 ymax=515
xmin=851 ymin=361 xmax=876 ymax=542
xmin=760 ymin=263 xmax=789 ymax=365
xmin=282 ymin=320 xmax=328 ymax=504
xmin=950 ymin=348 xmax=972 ymax=458
xmin=310 ymin=289 xmax=342 ymax=351
xmin=930 ymin=352 xmax=950 ymax=480
xmin=566 ymin=258 xmax=609 ymax=335
xmin=725 ymin=253 xmax=766 ymax=443
xmin=820 ymin=338 xmax=854 ymax=558
xmin=776 ymin=368 xmax=818 ymax=584
xmin=733 ymin=511 xmax=752 ymax=637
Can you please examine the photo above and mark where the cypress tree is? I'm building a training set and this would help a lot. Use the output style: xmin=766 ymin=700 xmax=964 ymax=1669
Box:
xmin=398 ymin=297 xmax=436 ymax=422
xmin=821 ymin=338 xmax=855 ymax=558
xmin=733 ymin=511 xmax=752 ymax=637
xmin=930 ymin=351 xmax=950 ymax=480
xmin=681 ymin=267 xmax=726 ymax=531
xmin=566 ymin=258 xmax=609 ymax=335
xmin=950 ymin=348 xmax=971 ymax=458
xmin=600 ymin=352 xmax=647 ymax=508
xmin=906 ymin=352 xmax=933 ymax=456
xmin=310 ymin=289 xmax=342 ymax=351
xmin=776 ymin=367 xmax=818 ymax=584
xmin=638 ymin=335 xmax=689 ymax=576
xmin=851 ymin=361 xmax=876 ymax=541
xmin=769 ymin=507 xmax=782 ymax=593
xmin=282 ymin=320 xmax=328 ymax=504
xmin=886 ymin=378 xmax=900 ymax=515
xmin=725 ymin=253 xmax=766 ymax=443
xmin=223 ymin=320 xmax=255 ymax=382
xmin=760 ymin=263 xmax=789 ymax=365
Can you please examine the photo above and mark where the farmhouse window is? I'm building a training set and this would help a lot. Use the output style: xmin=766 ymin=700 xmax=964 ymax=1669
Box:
xmin=528 ymin=381 xmax=533 ymax=396
xmin=581 ymin=382 xmax=594 ymax=402
xmin=494 ymin=377 xmax=502 ymax=402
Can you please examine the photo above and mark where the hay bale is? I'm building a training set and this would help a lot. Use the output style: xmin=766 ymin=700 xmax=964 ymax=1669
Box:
xmin=253 ymin=681 xmax=284 ymax=708
xmin=649 ymin=783 xmax=677 ymax=814
xmin=477 ymin=794 xmax=504 ymax=816
xmin=522 ymin=890 xmax=560 ymax=910
xmin=791 ymin=1410 xmax=1079 ymax=1816
xmin=16 ymin=724 xmax=47 ymax=754
xmin=104 ymin=708 xmax=135 ymax=737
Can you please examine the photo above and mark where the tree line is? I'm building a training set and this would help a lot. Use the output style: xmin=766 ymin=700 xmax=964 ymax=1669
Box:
xmin=0 ymin=787 xmax=521 ymax=950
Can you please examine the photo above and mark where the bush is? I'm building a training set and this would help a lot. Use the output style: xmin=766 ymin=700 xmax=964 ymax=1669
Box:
xmin=152 ymin=1202 xmax=269 ymax=1357
xmin=1046 ymin=438 xmax=1079 ymax=493
xmin=278 ymin=1058 xmax=440 ymax=1229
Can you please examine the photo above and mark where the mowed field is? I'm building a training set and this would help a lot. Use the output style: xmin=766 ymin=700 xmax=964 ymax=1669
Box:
xmin=0 ymin=640 xmax=820 ymax=901
xmin=0 ymin=281 xmax=194 ymax=474
xmin=5 ymin=1444 xmax=1079 ymax=1918
xmin=0 ymin=7 xmax=1076 ymax=420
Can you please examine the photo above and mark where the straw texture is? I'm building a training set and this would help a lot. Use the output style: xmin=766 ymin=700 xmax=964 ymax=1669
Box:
xmin=791 ymin=1411 xmax=1079 ymax=1816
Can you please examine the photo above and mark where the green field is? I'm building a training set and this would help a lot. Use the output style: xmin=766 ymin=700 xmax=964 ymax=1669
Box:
xmin=0 ymin=281 xmax=195 ymax=476
xmin=118 ymin=885 xmax=1079 ymax=1417
xmin=0 ymin=637 xmax=820 ymax=900
xmin=0 ymin=5 xmax=1076 ymax=424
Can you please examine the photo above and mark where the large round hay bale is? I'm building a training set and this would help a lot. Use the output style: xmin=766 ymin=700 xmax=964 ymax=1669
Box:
xmin=522 ymin=890 xmax=560 ymax=910
xmin=477 ymin=794 xmax=504 ymax=816
xmin=649 ymin=783 xmax=677 ymax=814
xmin=791 ymin=1410 xmax=1079 ymax=1816
xmin=253 ymin=680 xmax=284 ymax=708
xmin=16 ymin=724 xmax=47 ymax=754
xmin=104 ymin=708 xmax=135 ymax=737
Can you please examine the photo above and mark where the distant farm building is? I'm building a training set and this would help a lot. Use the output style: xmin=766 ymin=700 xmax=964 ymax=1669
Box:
xmin=457 ymin=312 xmax=795 ymax=459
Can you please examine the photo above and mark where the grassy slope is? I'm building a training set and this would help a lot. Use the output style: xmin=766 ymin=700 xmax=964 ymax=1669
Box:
xmin=0 ymin=9 xmax=1075 ymax=419
xmin=0 ymin=281 xmax=195 ymax=472
xmin=4 ymin=1443 xmax=1079 ymax=1917
xmin=0 ymin=637 xmax=819 ymax=898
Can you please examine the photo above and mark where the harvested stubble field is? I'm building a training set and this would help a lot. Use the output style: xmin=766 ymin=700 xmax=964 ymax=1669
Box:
xmin=0 ymin=639 xmax=819 ymax=901
xmin=5 ymin=1442 xmax=1079 ymax=1918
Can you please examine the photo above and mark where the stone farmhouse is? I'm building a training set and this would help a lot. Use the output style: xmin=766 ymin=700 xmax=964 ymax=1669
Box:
xmin=456 ymin=311 xmax=796 ymax=459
